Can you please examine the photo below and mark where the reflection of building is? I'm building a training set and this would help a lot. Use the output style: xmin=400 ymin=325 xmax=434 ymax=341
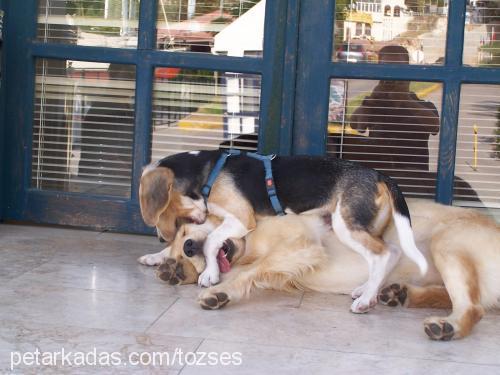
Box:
xmin=213 ymin=0 xmax=265 ymax=57
xmin=343 ymin=0 xmax=413 ymax=41
xmin=157 ymin=10 xmax=234 ymax=53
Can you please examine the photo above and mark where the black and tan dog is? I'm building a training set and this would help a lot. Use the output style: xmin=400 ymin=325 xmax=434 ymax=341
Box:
xmin=139 ymin=200 xmax=500 ymax=341
xmin=139 ymin=150 xmax=427 ymax=313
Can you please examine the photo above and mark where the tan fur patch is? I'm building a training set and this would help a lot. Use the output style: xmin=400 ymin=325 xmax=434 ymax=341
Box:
xmin=372 ymin=183 xmax=392 ymax=237
xmin=458 ymin=305 xmax=485 ymax=337
xmin=139 ymin=167 xmax=174 ymax=226
xmin=407 ymin=285 xmax=452 ymax=309
xmin=351 ymin=231 xmax=386 ymax=254
xmin=208 ymin=172 xmax=256 ymax=230
xmin=458 ymin=253 xmax=481 ymax=305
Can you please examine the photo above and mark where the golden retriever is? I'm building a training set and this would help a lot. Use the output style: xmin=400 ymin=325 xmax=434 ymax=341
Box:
xmin=138 ymin=200 xmax=500 ymax=341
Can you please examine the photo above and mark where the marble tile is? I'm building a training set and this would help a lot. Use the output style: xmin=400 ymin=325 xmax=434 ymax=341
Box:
xmin=181 ymin=339 xmax=500 ymax=375
xmin=0 ymin=224 xmax=163 ymax=267
xmin=0 ymin=318 xmax=196 ymax=374
xmin=0 ymin=283 xmax=177 ymax=332
xmin=300 ymin=291 xmax=451 ymax=319
xmin=6 ymin=260 xmax=173 ymax=296
xmin=0 ymin=247 xmax=55 ymax=282
xmin=0 ymin=224 xmax=100 ymax=242
xmin=97 ymin=231 xmax=158 ymax=246
xmin=150 ymin=295 xmax=500 ymax=366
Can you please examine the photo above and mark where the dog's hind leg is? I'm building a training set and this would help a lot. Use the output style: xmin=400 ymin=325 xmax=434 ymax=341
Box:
xmin=423 ymin=252 xmax=484 ymax=341
xmin=379 ymin=283 xmax=452 ymax=309
xmin=332 ymin=201 xmax=401 ymax=313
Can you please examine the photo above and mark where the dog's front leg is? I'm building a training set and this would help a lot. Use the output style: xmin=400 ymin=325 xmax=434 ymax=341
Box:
xmin=198 ymin=213 xmax=250 ymax=287
xmin=198 ymin=265 xmax=259 ymax=309
xmin=138 ymin=246 xmax=171 ymax=266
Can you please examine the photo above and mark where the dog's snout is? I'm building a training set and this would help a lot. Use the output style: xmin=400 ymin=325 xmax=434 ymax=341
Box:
xmin=184 ymin=239 xmax=196 ymax=257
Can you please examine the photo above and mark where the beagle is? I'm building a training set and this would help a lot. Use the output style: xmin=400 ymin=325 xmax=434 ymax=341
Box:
xmin=139 ymin=150 xmax=427 ymax=313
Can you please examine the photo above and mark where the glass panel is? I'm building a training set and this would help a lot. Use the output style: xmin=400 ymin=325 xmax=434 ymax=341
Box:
xmin=37 ymin=0 xmax=140 ymax=48
xmin=463 ymin=1 xmax=500 ymax=67
xmin=454 ymin=84 xmax=500 ymax=221
xmin=333 ymin=1 xmax=449 ymax=64
xmin=156 ymin=0 xmax=263 ymax=56
xmin=327 ymin=78 xmax=442 ymax=198
xmin=151 ymin=69 xmax=260 ymax=161
xmin=32 ymin=59 xmax=136 ymax=197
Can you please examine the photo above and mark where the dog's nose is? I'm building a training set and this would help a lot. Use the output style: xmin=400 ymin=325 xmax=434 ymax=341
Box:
xmin=184 ymin=239 xmax=195 ymax=257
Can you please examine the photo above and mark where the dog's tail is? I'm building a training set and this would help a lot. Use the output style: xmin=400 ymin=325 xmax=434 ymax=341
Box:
xmin=379 ymin=174 xmax=428 ymax=276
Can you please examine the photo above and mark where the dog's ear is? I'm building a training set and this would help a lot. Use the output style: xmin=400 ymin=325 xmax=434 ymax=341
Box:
xmin=139 ymin=167 xmax=174 ymax=226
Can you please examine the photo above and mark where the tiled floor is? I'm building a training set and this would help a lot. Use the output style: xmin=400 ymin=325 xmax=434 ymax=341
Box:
xmin=1 ymin=224 xmax=499 ymax=374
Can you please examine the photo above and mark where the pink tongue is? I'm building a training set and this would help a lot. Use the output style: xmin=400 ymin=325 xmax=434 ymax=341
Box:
xmin=217 ymin=249 xmax=231 ymax=273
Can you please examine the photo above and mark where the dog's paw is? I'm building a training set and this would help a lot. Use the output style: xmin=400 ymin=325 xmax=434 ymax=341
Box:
xmin=379 ymin=283 xmax=408 ymax=307
xmin=351 ymin=283 xmax=367 ymax=300
xmin=138 ymin=249 xmax=168 ymax=266
xmin=198 ymin=265 xmax=220 ymax=287
xmin=199 ymin=292 xmax=230 ymax=310
xmin=423 ymin=317 xmax=455 ymax=341
xmin=156 ymin=258 xmax=186 ymax=285
xmin=350 ymin=295 xmax=377 ymax=314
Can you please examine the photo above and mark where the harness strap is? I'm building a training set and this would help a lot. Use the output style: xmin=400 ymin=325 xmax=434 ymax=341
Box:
xmin=246 ymin=152 xmax=285 ymax=216
xmin=201 ymin=149 xmax=241 ymax=201
xmin=201 ymin=149 xmax=285 ymax=216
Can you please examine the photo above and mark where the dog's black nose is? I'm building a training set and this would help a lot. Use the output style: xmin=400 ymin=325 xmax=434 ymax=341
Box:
xmin=184 ymin=239 xmax=195 ymax=257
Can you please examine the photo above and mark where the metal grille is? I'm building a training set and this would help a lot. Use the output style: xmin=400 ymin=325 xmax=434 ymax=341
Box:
xmin=327 ymin=78 xmax=442 ymax=199
xmin=156 ymin=0 xmax=263 ymax=56
xmin=31 ymin=59 xmax=136 ymax=197
xmin=454 ymin=84 xmax=500 ymax=219
xmin=150 ymin=69 xmax=260 ymax=162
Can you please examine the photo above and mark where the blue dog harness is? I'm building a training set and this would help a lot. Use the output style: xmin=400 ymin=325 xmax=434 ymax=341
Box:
xmin=201 ymin=149 xmax=285 ymax=216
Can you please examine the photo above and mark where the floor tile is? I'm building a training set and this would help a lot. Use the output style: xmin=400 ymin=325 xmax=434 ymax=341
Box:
xmin=0 ymin=318 xmax=194 ymax=374
xmin=180 ymin=339 xmax=500 ymax=375
xmin=150 ymin=294 xmax=500 ymax=366
xmin=0 ymin=283 xmax=177 ymax=332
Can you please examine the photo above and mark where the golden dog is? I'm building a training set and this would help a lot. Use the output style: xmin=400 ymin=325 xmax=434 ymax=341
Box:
xmin=139 ymin=200 xmax=500 ymax=341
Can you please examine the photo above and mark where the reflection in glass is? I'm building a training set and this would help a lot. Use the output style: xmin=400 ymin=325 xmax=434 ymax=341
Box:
xmin=327 ymin=47 xmax=450 ymax=198
xmin=32 ymin=59 xmax=136 ymax=197
xmin=156 ymin=0 xmax=263 ymax=56
xmin=455 ymin=85 xmax=500 ymax=220
xmin=333 ymin=0 xmax=448 ymax=64
xmin=150 ymin=69 xmax=260 ymax=161
xmin=37 ymin=0 xmax=140 ymax=48
xmin=463 ymin=1 xmax=500 ymax=67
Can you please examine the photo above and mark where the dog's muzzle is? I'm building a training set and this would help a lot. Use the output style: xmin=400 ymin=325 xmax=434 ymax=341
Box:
xmin=183 ymin=239 xmax=203 ymax=258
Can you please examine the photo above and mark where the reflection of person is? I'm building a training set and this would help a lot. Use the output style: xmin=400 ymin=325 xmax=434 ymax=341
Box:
xmin=336 ymin=46 xmax=481 ymax=203
xmin=344 ymin=45 xmax=440 ymax=171
xmin=78 ymin=64 xmax=135 ymax=187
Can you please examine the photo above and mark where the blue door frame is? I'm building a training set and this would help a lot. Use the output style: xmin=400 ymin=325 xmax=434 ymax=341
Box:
xmin=1 ymin=0 xmax=499 ymax=231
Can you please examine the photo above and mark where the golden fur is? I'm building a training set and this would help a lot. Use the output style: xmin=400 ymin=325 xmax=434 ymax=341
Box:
xmin=144 ymin=199 xmax=500 ymax=340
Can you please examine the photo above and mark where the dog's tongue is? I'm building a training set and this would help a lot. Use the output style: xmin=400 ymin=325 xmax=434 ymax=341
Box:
xmin=217 ymin=249 xmax=231 ymax=273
